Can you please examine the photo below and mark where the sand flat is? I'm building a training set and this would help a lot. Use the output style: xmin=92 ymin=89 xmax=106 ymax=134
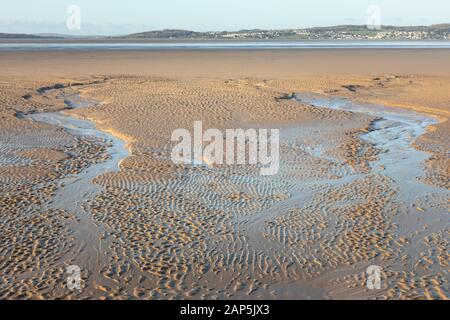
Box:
xmin=1 ymin=49 xmax=450 ymax=77
xmin=0 ymin=49 xmax=448 ymax=299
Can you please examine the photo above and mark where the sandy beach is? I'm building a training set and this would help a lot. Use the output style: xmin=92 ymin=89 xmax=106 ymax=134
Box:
xmin=0 ymin=49 xmax=448 ymax=299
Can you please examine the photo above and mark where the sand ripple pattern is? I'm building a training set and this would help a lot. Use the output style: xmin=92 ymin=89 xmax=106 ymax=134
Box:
xmin=0 ymin=76 xmax=448 ymax=299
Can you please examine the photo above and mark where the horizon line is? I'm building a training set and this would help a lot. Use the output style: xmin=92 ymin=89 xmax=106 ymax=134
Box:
xmin=1 ymin=22 xmax=450 ymax=37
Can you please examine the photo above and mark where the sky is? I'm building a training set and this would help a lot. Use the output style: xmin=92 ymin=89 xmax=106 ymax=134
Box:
xmin=1 ymin=0 xmax=449 ymax=35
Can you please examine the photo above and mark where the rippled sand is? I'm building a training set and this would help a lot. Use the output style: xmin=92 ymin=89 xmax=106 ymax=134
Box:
xmin=0 ymin=51 xmax=448 ymax=300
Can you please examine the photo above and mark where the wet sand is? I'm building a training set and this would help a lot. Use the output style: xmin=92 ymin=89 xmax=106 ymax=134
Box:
xmin=0 ymin=49 xmax=448 ymax=299
xmin=2 ymin=49 xmax=450 ymax=77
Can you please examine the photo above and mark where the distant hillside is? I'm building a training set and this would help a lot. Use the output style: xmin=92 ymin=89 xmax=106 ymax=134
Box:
xmin=123 ymin=25 xmax=450 ymax=40
xmin=0 ymin=33 xmax=62 ymax=39
xmin=306 ymin=24 xmax=450 ymax=31
xmin=2 ymin=24 xmax=450 ymax=40
xmin=0 ymin=33 xmax=42 ymax=39
xmin=126 ymin=29 xmax=205 ymax=39
xmin=35 ymin=33 xmax=104 ymax=39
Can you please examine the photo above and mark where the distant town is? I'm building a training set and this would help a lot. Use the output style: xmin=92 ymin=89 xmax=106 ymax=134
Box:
xmin=1 ymin=24 xmax=450 ymax=40
xmin=123 ymin=24 xmax=450 ymax=40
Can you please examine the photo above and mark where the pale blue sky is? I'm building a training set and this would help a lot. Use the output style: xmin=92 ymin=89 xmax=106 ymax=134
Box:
xmin=1 ymin=0 xmax=449 ymax=35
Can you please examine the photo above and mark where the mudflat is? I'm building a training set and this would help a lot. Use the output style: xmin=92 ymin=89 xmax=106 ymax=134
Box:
xmin=0 ymin=48 xmax=448 ymax=299
xmin=1 ymin=49 xmax=450 ymax=77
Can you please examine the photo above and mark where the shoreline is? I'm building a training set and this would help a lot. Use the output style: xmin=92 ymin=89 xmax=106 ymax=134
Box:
xmin=2 ymin=38 xmax=450 ymax=43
